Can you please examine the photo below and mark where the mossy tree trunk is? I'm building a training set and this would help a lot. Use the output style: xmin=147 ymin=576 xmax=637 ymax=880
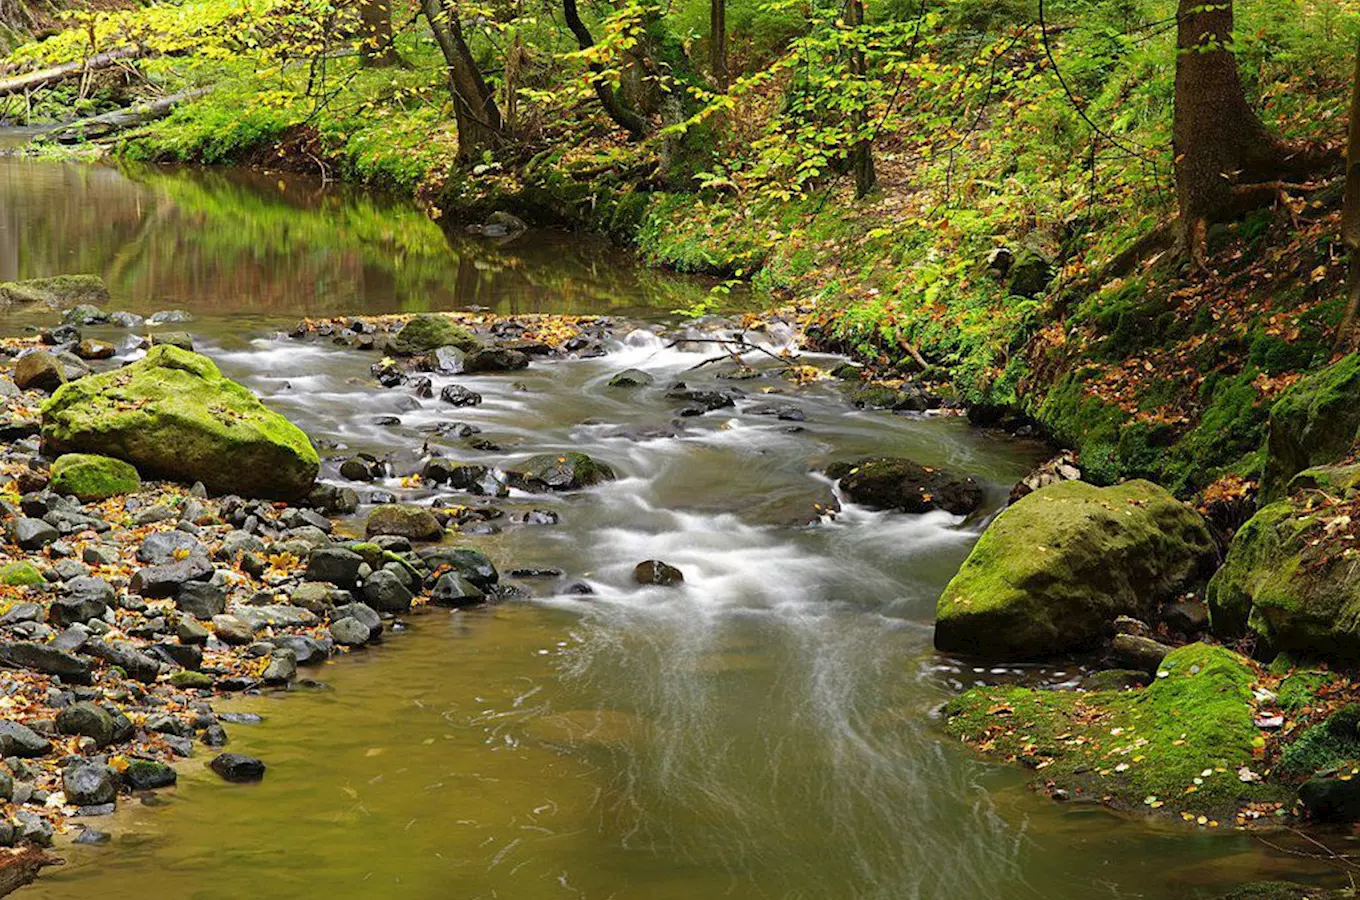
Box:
xmin=420 ymin=0 xmax=503 ymax=162
xmin=1173 ymin=0 xmax=1329 ymax=266
xmin=358 ymin=0 xmax=399 ymax=67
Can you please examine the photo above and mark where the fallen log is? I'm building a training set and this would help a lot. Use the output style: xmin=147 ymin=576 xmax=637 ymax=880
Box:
xmin=0 ymin=847 xmax=61 ymax=897
xmin=0 ymin=45 xmax=143 ymax=97
xmin=42 ymin=87 xmax=210 ymax=143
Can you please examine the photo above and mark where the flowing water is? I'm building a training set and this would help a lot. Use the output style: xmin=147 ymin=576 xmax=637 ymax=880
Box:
xmin=0 ymin=157 xmax=1350 ymax=899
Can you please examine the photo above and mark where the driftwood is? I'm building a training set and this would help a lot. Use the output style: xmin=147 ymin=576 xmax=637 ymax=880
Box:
xmin=0 ymin=847 xmax=61 ymax=897
xmin=0 ymin=45 xmax=143 ymax=97
xmin=41 ymin=88 xmax=210 ymax=143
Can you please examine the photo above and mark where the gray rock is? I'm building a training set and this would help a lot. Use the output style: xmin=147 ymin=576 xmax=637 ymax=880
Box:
xmin=83 ymin=639 xmax=162 ymax=683
xmin=138 ymin=531 xmax=205 ymax=565
xmin=51 ymin=577 xmax=114 ymax=626
xmin=608 ymin=369 xmax=655 ymax=389
xmin=633 ymin=559 xmax=684 ymax=586
xmin=262 ymin=649 xmax=298 ymax=684
xmin=131 ymin=556 xmax=214 ymax=598
xmin=362 ymin=569 xmax=413 ymax=614
xmin=332 ymin=602 xmax=382 ymax=640
xmin=419 ymin=547 xmax=499 ymax=589
xmin=218 ymin=530 xmax=265 ymax=559
xmin=15 ymin=810 xmax=53 ymax=846
xmin=1110 ymin=633 xmax=1174 ymax=674
xmin=9 ymin=517 xmax=58 ymax=550
xmin=329 ymin=617 xmax=371 ymax=647
xmin=211 ymin=614 xmax=255 ymax=646
xmin=176 ymin=580 xmax=227 ymax=619
xmin=63 ymin=763 xmax=116 ymax=806
xmin=430 ymin=572 xmax=485 ymax=608
xmin=234 ymin=605 xmax=318 ymax=630
xmin=50 ymin=623 xmax=91 ymax=653
xmin=0 ymin=641 xmax=91 ymax=682
xmin=0 ymin=720 xmax=52 ymax=757
xmin=305 ymin=548 xmax=364 ymax=587
xmin=269 ymin=634 xmax=329 ymax=665
xmin=55 ymin=701 xmax=116 ymax=747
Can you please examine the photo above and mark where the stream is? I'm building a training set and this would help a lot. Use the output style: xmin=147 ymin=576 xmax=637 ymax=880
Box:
xmin=0 ymin=157 xmax=1348 ymax=899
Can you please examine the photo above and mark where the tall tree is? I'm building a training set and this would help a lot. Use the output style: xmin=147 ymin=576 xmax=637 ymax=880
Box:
xmin=420 ymin=0 xmax=502 ymax=161
xmin=562 ymin=0 xmax=649 ymax=139
xmin=847 ymin=0 xmax=875 ymax=199
xmin=1339 ymin=39 xmax=1360 ymax=349
xmin=1172 ymin=0 xmax=1325 ymax=264
xmin=358 ymin=0 xmax=399 ymax=67
xmin=710 ymin=0 xmax=727 ymax=91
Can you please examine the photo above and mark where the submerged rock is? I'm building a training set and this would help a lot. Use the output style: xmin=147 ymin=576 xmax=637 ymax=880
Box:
xmin=935 ymin=480 xmax=1215 ymax=660
xmin=40 ymin=346 xmax=319 ymax=499
xmin=826 ymin=457 xmax=982 ymax=516
xmin=49 ymin=453 xmax=141 ymax=501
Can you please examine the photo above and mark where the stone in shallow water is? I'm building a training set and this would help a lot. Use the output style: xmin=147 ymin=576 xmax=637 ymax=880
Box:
xmin=209 ymin=753 xmax=266 ymax=783
xmin=633 ymin=560 xmax=685 ymax=587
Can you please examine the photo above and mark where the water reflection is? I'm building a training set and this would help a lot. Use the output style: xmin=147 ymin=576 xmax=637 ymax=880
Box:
xmin=0 ymin=157 xmax=714 ymax=318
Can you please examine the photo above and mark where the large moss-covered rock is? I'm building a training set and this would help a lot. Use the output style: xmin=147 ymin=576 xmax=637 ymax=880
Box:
xmin=40 ymin=346 xmax=318 ymax=500
xmin=935 ymin=480 xmax=1215 ymax=659
xmin=943 ymin=643 xmax=1282 ymax=816
xmin=389 ymin=315 xmax=481 ymax=356
xmin=49 ymin=453 xmax=141 ymax=501
xmin=1207 ymin=463 xmax=1360 ymax=659
xmin=0 ymin=274 xmax=109 ymax=308
xmin=1261 ymin=354 xmax=1360 ymax=500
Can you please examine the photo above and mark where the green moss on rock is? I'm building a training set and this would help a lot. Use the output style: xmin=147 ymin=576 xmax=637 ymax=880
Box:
xmin=389 ymin=315 xmax=482 ymax=356
xmin=943 ymin=643 xmax=1284 ymax=815
xmin=1206 ymin=467 xmax=1360 ymax=659
xmin=49 ymin=453 xmax=141 ymax=501
xmin=0 ymin=561 xmax=44 ymax=587
xmin=0 ymin=274 xmax=109 ymax=308
xmin=1261 ymin=354 xmax=1360 ymax=501
xmin=935 ymin=480 xmax=1216 ymax=660
xmin=40 ymin=345 xmax=318 ymax=500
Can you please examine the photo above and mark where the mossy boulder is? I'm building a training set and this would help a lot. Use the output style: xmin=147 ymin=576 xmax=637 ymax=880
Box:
xmin=1261 ymin=354 xmax=1360 ymax=501
xmin=389 ymin=315 xmax=482 ymax=356
xmin=935 ymin=480 xmax=1216 ymax=660
xmin=0 ymin=561 xmax=44 ymax=587
xmin=943 ymin=643 xmax=1283 ymax=815
xmin=49 ymin=453 xmax=141 ymax=502
xmin=505 ymin=452 xmax=617 ymax=491
xmin=1207 ymin=464 xmax=1360 ymax=659
xmin=0 ymin=274 xmax=109 ymax=308
xmin=40 ymin=345 xmax=318 ymax=500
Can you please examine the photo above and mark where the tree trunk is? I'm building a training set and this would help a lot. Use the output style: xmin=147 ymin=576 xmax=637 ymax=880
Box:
xmin=420 ymin=0 xmax=502 ymax=162
xmin=1339 ymin=39 xmax=1360 ymax=350
xmin=847 ymin=0 xmax=875 ymax=199
xmin=1172 ymin=0 xmax=1306 ymax=263
xmin=709 ymin=0 xmax=727 ymax=91
xmin=358 ymin=0 xmax=399 ymax=67
xmin=561 ymin=0 xmax=649 ymax=139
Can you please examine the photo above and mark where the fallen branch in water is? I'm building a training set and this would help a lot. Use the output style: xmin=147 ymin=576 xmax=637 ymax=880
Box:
xmin=39 ymin=88 xmax=211 ymax=143
xmin=0 ymin=45 xmax=144 ymax=97
xmin=664 ymin=335 xmax=800 ymax=371
xmin=0 ymin=847 xmax=61 ymax=897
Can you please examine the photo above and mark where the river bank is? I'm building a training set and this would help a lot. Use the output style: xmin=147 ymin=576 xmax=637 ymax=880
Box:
xmin=3 ymin=152 xmax=1360 ymax=899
